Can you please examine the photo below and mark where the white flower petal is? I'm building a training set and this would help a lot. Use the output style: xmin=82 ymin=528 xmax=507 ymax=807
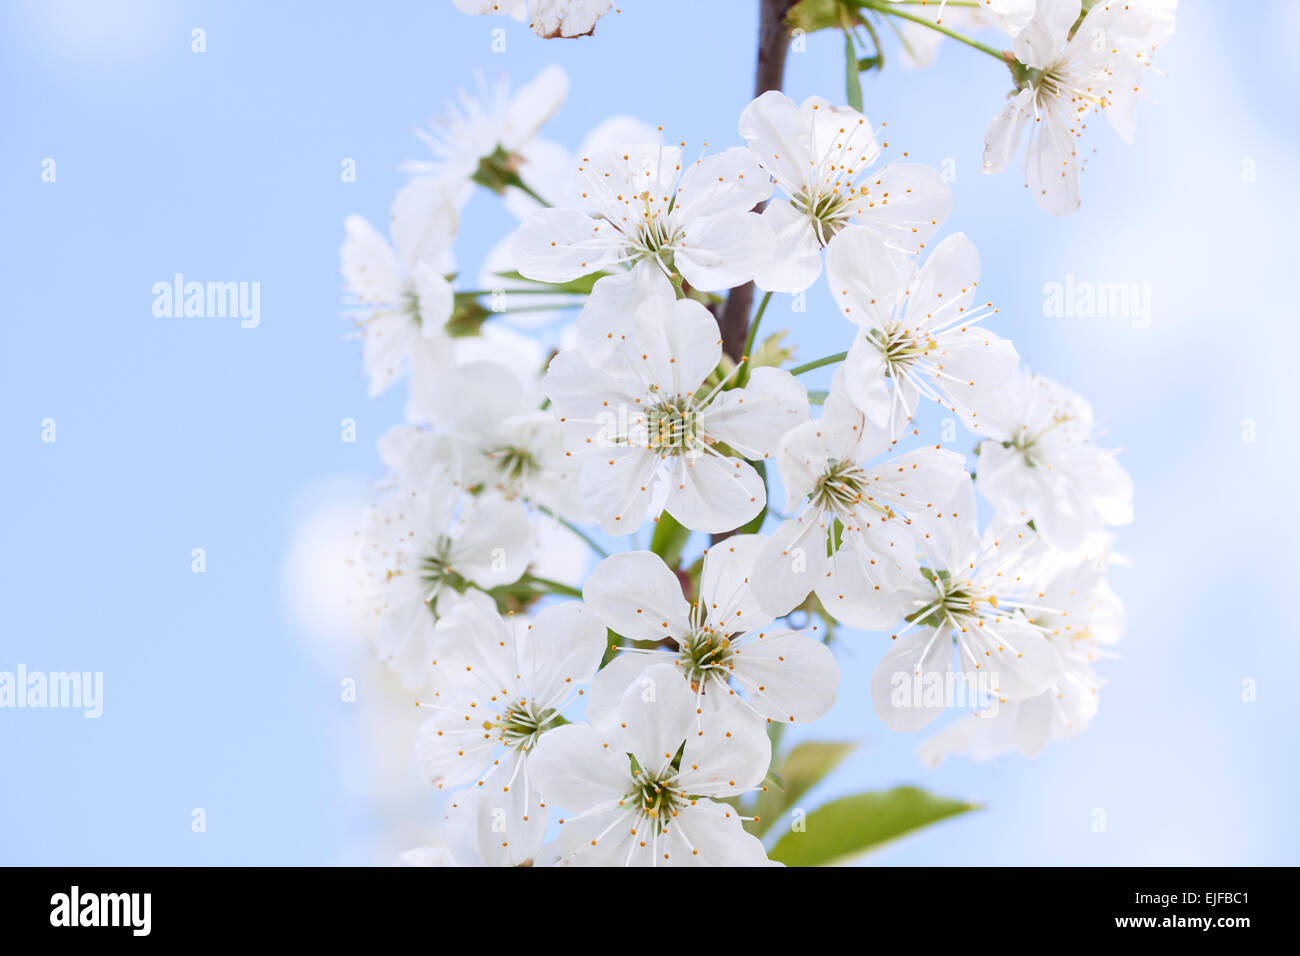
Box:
xmin=676 ymin=208 xmax=774 ymax=291
xmin=702 ymin=367 xmax=809 ymax=461
xmin=738 ymin=89 xmax=811 ymax=192
xmin=529 ymin=722 xmax=632 ymax=811
xmin=825 ymin=226 xmax=909 ymax=332
xmin=870 ymin=627 xmax=954 ymax=732
xmin=448 ymin=496 xmax=534 ymax=587
xmin=674 ymin=145 xmax=773 ymax=221
xmin=730 ymin=627 xmax=840 ymax=724
xmin=579 ymin=446 xmax=661 ymax=535
xmin=851 ymin=162 xmax=952 ymax=257
xmin=583 ymin=551 xmax=691 ymax=642
xmin=512 ymin=206 xmax=623 ymax=282
xmin=627 ymin=295 xmax=722 ymax=398
xmin=523 ymin=602 xmax=609 ymax=706
xmin=699 ymin=533 xmax=771 ymax=631
xmin=664 ymin=799 xmax=773 ymax=866
xmin=675 ymin=701 xmax=770 ymax=797
xmin=751 ymin=513 xmax=829 ymax=618
xmin=665 ymin=453 xmax=766 ymax=534
xmin=752 ymin=199 xmax=823 ymax=293
xmin=582 ymin=648 xmax=664 ymax=727
xmin=614 ymin=662 xmax=698 ymax=775
xmin=983 ymin=88 xmax=1034 ymax=174
xmin=575 ymin=268 xmax=675 ymax=361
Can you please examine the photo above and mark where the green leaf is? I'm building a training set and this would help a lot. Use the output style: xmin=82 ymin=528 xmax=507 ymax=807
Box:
xmin=843 ymin=29 xmax=864 ymax=112
xmin=769 ymin=786 xmax=979 ymax=867
xmin=786 ymin=0 xmax=845 ymax=33
xmin=747 ymin=330 xmax=796 ymax=375
xmin=491 ymin=269 xmax=606 ymax=296
xmin=747 ymin=740 xmax=858 ymax=837
xmin=649 ymin=510 xmax=692 ymax=570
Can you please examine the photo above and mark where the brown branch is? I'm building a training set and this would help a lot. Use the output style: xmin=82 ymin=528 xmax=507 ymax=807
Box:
xmin=755 ymin=0 xmax=796 ymax=98
xmin=717 ymin=0 xmax=794 ymax=362
xmin=712 ymin=0 xmax=794 ymax=546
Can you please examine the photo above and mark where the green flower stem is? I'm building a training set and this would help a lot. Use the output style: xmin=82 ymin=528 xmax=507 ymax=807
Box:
xmin=739 ymin=290 xmax=773 ymax=386
xmin=454 ymin=288 xmax=586 ymax=297
xmin=488 ymin=303 xmax=581 ymax=314
xmin=858 ymin=0 xmax=1007 ymax=61
xmin=510 ymin=178 xmax=553 ymax=208
xmin=788 ymin=351 xmax=849 ymax=377
xmin=535 ymin=506 xmax=611 ymax=559
xmin=518 ymin=573 xmax=583 ymax=599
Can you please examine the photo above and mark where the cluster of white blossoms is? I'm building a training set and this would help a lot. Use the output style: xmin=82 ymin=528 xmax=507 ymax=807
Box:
xmin=339 ymin=0 xmax=1162 ymax=866
xmin=452 ymin=0 xmax=615 ymax=39
xmin=979 ymin=0 xmax=1178 ymax=214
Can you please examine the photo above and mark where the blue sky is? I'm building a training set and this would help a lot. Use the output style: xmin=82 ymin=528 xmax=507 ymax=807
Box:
xmin=2 ymin=0 xmax=1297 ymax=865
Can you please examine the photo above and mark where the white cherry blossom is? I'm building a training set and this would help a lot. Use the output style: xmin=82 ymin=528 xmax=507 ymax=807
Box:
xmin=405 ymin=64 xmax=569 ymax=183
xmin=339 ymin=177 xmax=459 ymax=397
xmin=870 ymin=512 xmax=1065 ymax=731
xmin=919 ymin=548 xmax=1124 ymax=763
xmin=452 ymin=0 xmax=614 ymax=38
xmin=512 ymin=141 xmax=775 ymax=294
xmin=409 ymin=359 xmax=586 ymax=520
xmin=982 ymin=0 xmax=1177 ymax=214
xmin=407 ymin=324 xmax=548 ymax=425
xmin=738 ymin=90 xmax=952 ymax=292
xmin=750 ymin=377 xmax=972 ymax=627
xmin=827 ymin=226 xmax=1019 ymax=437
xmin=581 ymin=537 xmax=840 ymax=727
xmin=355 ymin=480 xmax=534 ymax=687
xmin=501 ymin=115 xmax=660 ymax=219
xmin=975 ymin=372 xmax=1133 ymax=550
xmin=415 ymin=600 xmax=608 ymax=864
xmin=530 ymin=662 xmax=773 ymax=866
xmin=542 ymin=292 xmax=809 ymax=534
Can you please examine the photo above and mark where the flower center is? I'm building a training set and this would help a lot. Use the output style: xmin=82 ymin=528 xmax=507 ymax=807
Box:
xmin=811 ymin=459 xmax=873 ymax=513
xmin=871 ymin=324 xmax=938 ymax=375
xmin=485 ymin=699 xmax=555 ymax=752
xmin=643 ymin=399 xmax=700 ymax=454
xmin=677 ymin=627 xmax=732 ymax=689
xmin=1027 ymin=60 xmax=1109 ymax=112
xmin=626 ymin=751 xmax=687 ymax=834
xmin=488 ymin=444 xmax=540 ymax=485
xmin=418 ymin=536 xmax=457 ymax=594
xmin=1004 ymin=413 xmax=1077 ymax=467
xmin=402 ymin=289 xmax=422 ymax=325
xmin=630 ymin=200 xmax=682 ymax=270
xmin=909 ymin=569 xmax=996 ymax=628
xmin=791 ymin=186 xmax=854 ymax=247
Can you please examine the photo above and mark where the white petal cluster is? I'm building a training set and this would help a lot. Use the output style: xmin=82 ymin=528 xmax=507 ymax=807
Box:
xmin=542 ymin=288 xmax=809 ymax=534
xmin=451 ymin=0 xmax=615 ymax=39
xmin=415 ymin=601 xmax=607 ymax=864
xmin=341 ymin=48 xmax=1146 ymax=866
xmin=339 ymin=179 xmax=458 ymax=397
xmin=513 ymin=142 xmax=776 ymax=294
xmin=583 ymin=537 xmax=840 ymax=728
xmin=982 ymin=0 xmax=1178 ymax=214
xmin=739 ymin=91 xmax=952 ymax=291
xmin=974 ymin=372 xmax=1133 ymax=550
